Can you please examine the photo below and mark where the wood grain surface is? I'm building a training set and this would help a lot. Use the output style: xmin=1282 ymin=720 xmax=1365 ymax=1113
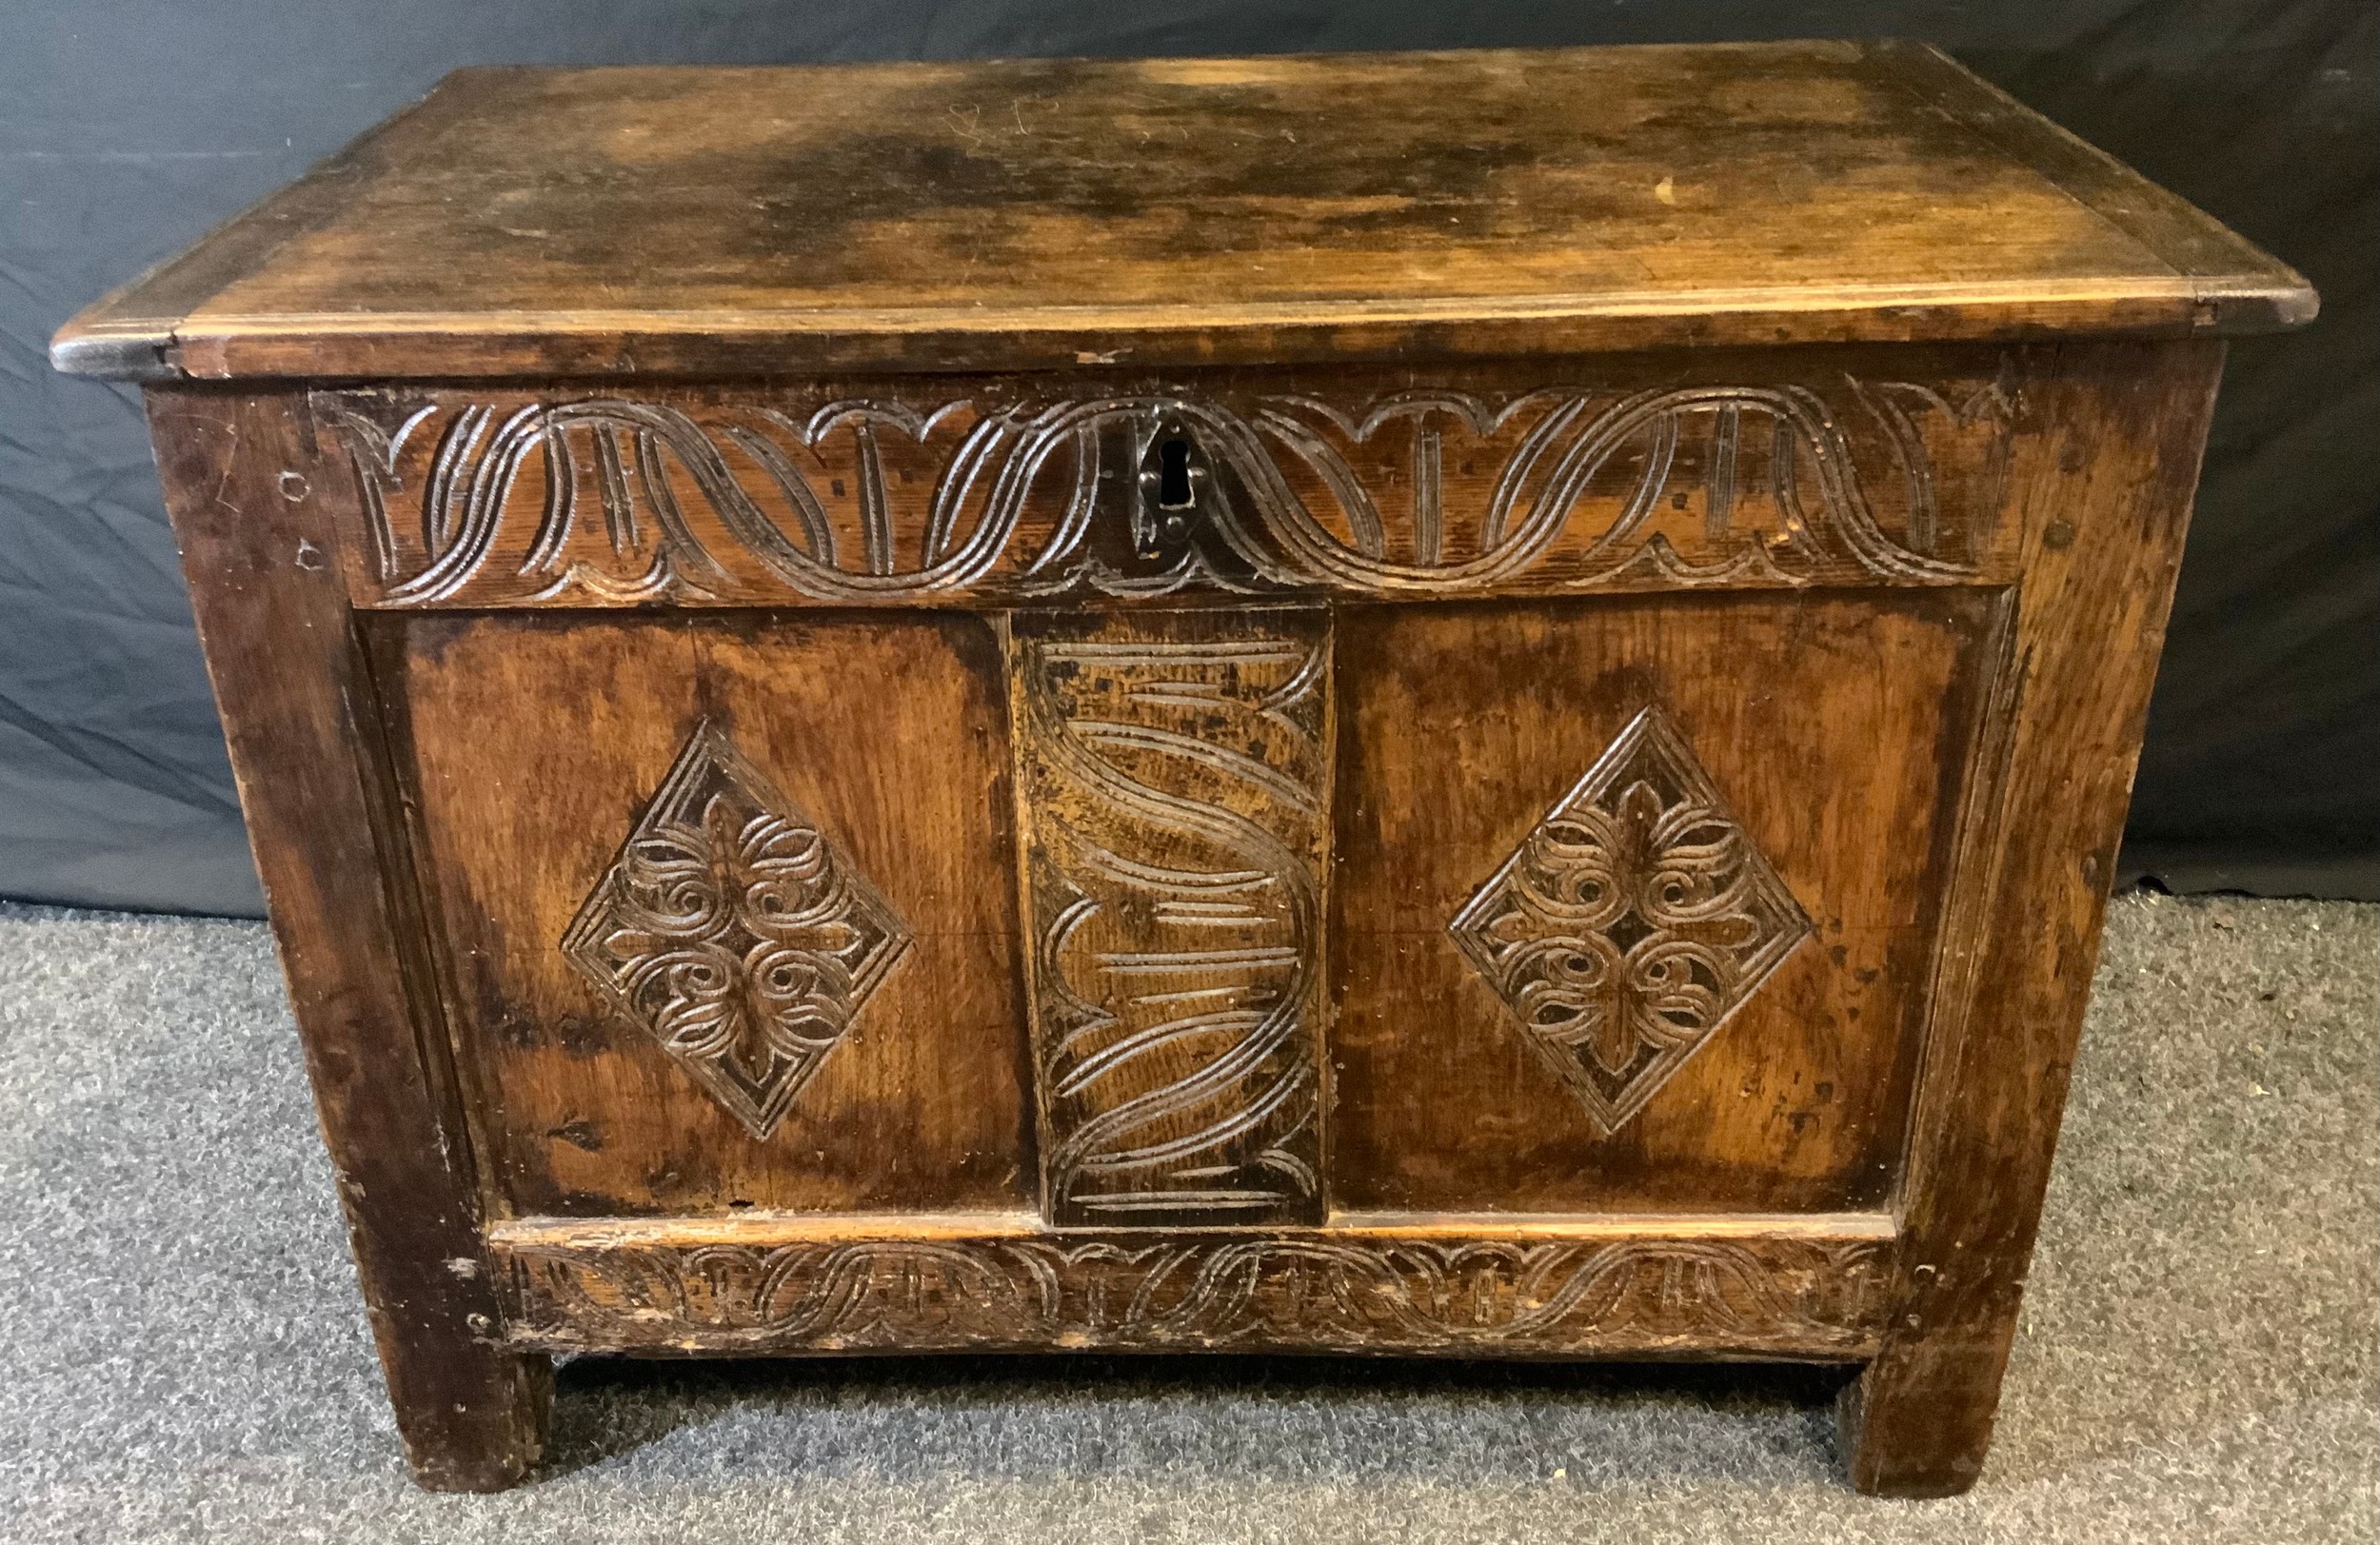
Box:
xmin=1008 ymin=608 xmax=1332 ymax=1227
xmin=1837 ymin=339 xmax=2226 ymax=1495
xmin=147 ymin=388 xmax=551 ymax=1491
xmin=54 ymin=42 xmax=2311 ymax=380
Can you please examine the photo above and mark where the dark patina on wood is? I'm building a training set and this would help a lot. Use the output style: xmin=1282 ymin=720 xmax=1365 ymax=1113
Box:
xmin=57 ymin=42 xmax=2311 ymax=1497
xmin=56 ymin=42 xmax=2308 ymax=380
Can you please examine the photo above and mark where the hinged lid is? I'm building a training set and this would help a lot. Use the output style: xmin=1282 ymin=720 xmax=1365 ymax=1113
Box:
xmin=52 ymin=41 xmax=2314 ymax=381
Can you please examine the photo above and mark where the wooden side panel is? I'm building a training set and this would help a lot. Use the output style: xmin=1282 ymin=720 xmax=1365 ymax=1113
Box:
xmin=1331 ymin=591 xmax=1998 ymax=1216
xmin=1007 ymin=609 xmax=1331 ymax=1227
xmin=310 ymin=347 xmax=2028 ymax=610
xmin=1841 ymin=341 xmax=2227 ymax=1495
xmin=146 ymin=387 xmax=549 ymax=1491
xmin=385 ymin=612 xmax=1029 ymax=1218
xmin=492 ymin=1215 xmax=1894 ymax=1360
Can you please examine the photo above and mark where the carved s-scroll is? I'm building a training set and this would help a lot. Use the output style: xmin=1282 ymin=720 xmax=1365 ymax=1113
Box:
xmin=1007 ymin=609 xmax=1330 ymax=1228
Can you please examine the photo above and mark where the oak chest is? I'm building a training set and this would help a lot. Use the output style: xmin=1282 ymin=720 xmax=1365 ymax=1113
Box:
xmin=54 ymin=41 xmax=2313 ymax=1495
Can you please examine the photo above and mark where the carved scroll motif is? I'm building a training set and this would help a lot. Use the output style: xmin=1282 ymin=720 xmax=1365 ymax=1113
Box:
xmin=1008 ymin=610 xmax=1330 ymax=1227
xmin=1450 ymin=706 xmax=1814 ymax=1134
xmin=562 ymin=723 xmax=911 ymax=1139
xmin=497 ymin=1232 xmax=1890 ymax=1357
xmin=315 ymin=378 xmax=2014 ymax=608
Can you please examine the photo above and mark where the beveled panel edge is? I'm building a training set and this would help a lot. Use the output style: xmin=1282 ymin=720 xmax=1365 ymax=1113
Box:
xmin=489 ymin=1210 xmax=1896 ymax=1359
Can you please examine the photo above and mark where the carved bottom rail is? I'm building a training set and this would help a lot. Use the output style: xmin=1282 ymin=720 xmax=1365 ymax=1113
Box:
xmin=493 ymin=1218 xmax=1894 ymax=1358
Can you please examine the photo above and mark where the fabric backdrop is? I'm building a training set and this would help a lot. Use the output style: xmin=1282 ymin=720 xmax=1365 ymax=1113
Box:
xmin=3 ymin=0 xmax=2370 ymax=916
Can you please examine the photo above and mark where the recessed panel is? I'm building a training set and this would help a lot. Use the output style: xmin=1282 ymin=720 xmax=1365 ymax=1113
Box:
xmin=1331 ymin=591 xmax=1998 ymax=1214
xmin=388 ymin=612 xmax=1027 ymax=1218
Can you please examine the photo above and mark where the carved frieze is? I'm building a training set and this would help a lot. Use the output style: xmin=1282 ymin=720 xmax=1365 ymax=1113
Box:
xmin=315 ymin=374 xmax=2015 ymax=608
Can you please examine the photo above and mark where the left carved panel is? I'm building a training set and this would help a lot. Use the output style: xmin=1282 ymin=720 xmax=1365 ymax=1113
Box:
xmin=381 ymin=612 xmax=1029 ymax=1218
xmin=1007 ymin=608 xmax=1331 ymax=1227
xmin=562 ymin=723 xmax=912 ymax=1139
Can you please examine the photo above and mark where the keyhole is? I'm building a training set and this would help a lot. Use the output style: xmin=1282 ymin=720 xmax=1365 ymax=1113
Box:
xmin=1156 ymin=438 xmax=1195 ymax=509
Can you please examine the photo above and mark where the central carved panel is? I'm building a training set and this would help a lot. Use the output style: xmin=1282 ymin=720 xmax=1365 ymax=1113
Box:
xmin=1008 ymin=609 xmax=1329 ymax=1227
xmin=563 ymin=723 xmax=911 ymax=1139
xmin=1450 ymin=705 xmax=1813 ymax=1134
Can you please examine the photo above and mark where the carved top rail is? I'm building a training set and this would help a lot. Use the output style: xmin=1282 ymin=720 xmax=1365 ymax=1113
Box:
xmin=312 ymin=357 xmax=2026 ymax=610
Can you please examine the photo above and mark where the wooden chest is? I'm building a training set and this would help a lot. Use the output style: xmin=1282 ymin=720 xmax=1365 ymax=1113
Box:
xmin=54 ymin=42 xmax=2312 ymax=1495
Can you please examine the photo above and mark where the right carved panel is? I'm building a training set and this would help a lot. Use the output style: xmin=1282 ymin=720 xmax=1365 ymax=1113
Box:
xmin=1007 ymin=608 xmax=1330 ymax=1227
xmin=1332 ymin=590 xmax=2002 ymax=1216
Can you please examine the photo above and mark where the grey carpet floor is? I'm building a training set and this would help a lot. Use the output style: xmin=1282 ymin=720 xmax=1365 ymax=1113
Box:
xmin=0 ymin=892 xmax=2372 ymax=1544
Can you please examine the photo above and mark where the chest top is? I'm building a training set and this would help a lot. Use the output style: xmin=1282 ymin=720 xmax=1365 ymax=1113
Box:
xmin=54 ymin=41 xmax=2309 ymax=382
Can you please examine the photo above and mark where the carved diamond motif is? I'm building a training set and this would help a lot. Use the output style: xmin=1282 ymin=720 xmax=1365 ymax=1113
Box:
xmin=564 ymin=723 xmax=910 ymax=1139
xmin=1449 ymin=705 xmax=1813 ymax=1135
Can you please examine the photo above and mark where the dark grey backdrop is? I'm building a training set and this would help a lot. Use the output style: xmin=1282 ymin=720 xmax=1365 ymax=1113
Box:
xmin=5 ymin=1 xmax=2372 ymax=917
